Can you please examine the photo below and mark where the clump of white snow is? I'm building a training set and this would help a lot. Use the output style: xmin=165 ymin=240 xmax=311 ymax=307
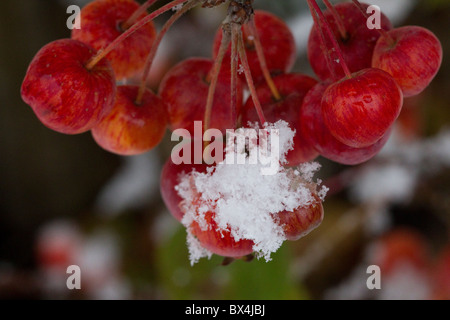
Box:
xmin=176 ymin=120 xmax=327 ymax=265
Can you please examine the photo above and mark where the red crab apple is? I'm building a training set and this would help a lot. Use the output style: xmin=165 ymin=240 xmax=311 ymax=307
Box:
xmin=307 ymin=2 xmax=392 ymax=81
xmin=160 ymin=160 xmax=210 ymax=222
xmin=159 ymin=57 xmax=243 ymax=137
xmin=300 ymin=81 xmax=391 ymax=165
xmin=188 ymin=194 xmax=255 ymax=258
xmin=372 ymin=26 xmax=443 ymax=97
xmin=91 ymin=85 xmax=167 ymax=155
xmin=160 ymin=140 xmax=226 ymax=221
xmin=321 ymin=68 xmax=403 ymax=148
xmin=72 ymin=0 xmax=156 ymax=80
xmin=181 ymin=168 xmax=324 ymax=258
xmin=241 ymin=73 xmax=319 ymax=166
xmin=187 ymin=183 xmax=324 ymax=257
xmin=276 ymin=187 xmax=324 ymax=241
xmin=21 ymin=39 xmax=116 ymax=134
xmin=212 ymin=10 xmax=296 ymax=83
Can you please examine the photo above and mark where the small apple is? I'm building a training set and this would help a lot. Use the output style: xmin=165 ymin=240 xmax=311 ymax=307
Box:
xmin=91 ymin=85 xmax=167 ymax=156
xmin=321 ymin=68 xmax=402 ymax=148
xmin=372 ymin=26 xmax=443 ymax=97
xmin=21 ymin=39 xmax=116 ymax=134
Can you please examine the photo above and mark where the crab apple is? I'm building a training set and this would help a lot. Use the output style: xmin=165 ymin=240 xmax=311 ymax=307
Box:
xmin=307 ymin=2 xmax=392 ymax=81
xmin=372 ymin=26 xmax=443 ymax=97
xmin=212 ymin=10 xmax=296 ymax=83
xmin=160 ymin=160 xmax=211 ymax=222
xmin=159 ymin=57 xmax=243 ymax=137
xmin=72 ymin=0 xmax=156 ymax=80
xmin=241 ymin=73 xmax=319 ymax=166
xmin=160 ymin=139 xmax=225 ymax=221
xmin=322 ymin=68 xmax=403 ymax=148
xmin=300 ymin=82 xmax=391 ymax=165
xmin=91 ymin=85 xmax=167 ymax=155
xmin=21 ymin=39 xmax=116 ymax=134
xmin=188 ymin=195 xmax=255 ymax=258
xmin=161 ymin=160 xmax=209 ymax=222
xmin=275 ymin=188 xmax=324 ymax=241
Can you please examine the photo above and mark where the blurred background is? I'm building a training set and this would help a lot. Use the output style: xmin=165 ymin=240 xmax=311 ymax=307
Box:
xmin=0 ymin=0 xmax=449 ymax=299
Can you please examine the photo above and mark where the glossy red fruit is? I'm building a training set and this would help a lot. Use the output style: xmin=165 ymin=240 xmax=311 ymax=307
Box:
xmin=212 ymin=10 xmax=296 ymax=83
xmin=72 ymin=0 xmax=156 ymax=80
xmin=160 ymin=158 xmax=209 ymax=222
xmin=159 ymin=57 xmax=243 ymax=137
xmin=21 ymin=39 xmax=116 ymax=134
xmin=160 ymin=139 xmax=225 ymax=221
xmin=300 ymin=82 xmax=391 ymax=165
xmin=241 ymin=73 xmax=319 ymax=166
xmin=91 ymin=85 xmax=167 ymax=155
xmin=188 ymin=195 xmax=255 ymax=258
xmin=275 ymin=188 xmax=324 ymax=241
xmin=307 ymin=2 xmax=392 ymax=81
xmin=372 ymin=26 xmax=443 ymax=97
xmin=322 ymin=68 xmax=403 ymax=148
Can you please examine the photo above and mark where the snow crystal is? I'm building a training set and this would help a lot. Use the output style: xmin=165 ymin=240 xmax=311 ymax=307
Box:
xmin=237 ymin=64 xmax=244 ymax=75
xmin=177 ymin=120 xmax=326 ymax=264
xmin=172 ymin=3 xmax=184 ymax=11
xmin=186 ymin=232 xmax=213 ymax=266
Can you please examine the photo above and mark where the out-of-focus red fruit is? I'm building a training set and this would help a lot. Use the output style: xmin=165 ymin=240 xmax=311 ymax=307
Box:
xmin=372 ymin=228 xmax=430 ymax=276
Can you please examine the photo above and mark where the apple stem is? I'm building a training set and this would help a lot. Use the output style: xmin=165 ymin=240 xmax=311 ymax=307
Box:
xmin=310 ymin=2 xmax=338 ymax=81
xmin=244 ymin=18 xmax=281 ymax=101
xmin=237 ymin=27 xmax=266 ymax=126
xmin=351 ymin=0 xmax=394 ymax=44
xmin=322 ymin=0 xmax=348 ymax=40
xmin=136 ymin=0 xmax=199 ymax=105
xmin=307 ymin=0 xmax=352 ymax=79
xmin=122 ymin=0 xmax=159 ymax=30
xmin=230 ymin=23 xmax=239 ymax=129
xmin=85 ymin=0 xmax=188 ymax=71
xmin=203 ymin=19 xmax=231 ymax=134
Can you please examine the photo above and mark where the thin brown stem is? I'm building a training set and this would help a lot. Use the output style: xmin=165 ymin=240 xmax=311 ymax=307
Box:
xmin=310 ymin=4 xmax=338 ymax=81
xmin=203 ymin=21 xmax=231 ymax=133
xmin=230 ymin=23 xmax=239 ymax=129
xmin=351 ymin=0 xmax=394 ymax=43
xmin=237 ymin=28 xmax=266 ymax=126
xmin=245 ymin=18 xmax=281 ymax=101
xmin=322 ymin=0 xmax=347 ymax=40
xmin=136 ymin=0 xmax=199 ymax=104
xmin=307 ymin=0 xmax=352 ymax=79
xmin=86 ymin=0 xmax=188 ymax=70
xmin=122 ymin=0 xmax=159 ymax=30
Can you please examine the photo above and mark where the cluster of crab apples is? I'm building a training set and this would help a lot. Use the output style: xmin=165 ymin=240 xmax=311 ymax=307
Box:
xmin=21 ymin=0 xmax=442 ymax=262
